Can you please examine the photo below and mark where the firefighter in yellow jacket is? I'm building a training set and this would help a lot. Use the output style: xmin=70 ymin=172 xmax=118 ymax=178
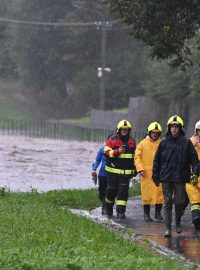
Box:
xmin=135 ymin=122 xmax=164 ymax=221
xmin=186 ymin=120 xmax=200 ymax=230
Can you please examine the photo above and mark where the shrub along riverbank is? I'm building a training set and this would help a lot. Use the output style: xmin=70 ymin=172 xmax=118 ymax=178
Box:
xmin=0 ymin=187 xmax=187 ymax=270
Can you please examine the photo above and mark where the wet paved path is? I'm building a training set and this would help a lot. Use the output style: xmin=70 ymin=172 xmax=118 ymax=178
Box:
xmin=92 ymin=197 xmax=200 ymax=265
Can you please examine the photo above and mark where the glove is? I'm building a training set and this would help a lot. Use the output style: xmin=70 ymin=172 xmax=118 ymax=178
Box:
xmin=139 ymin=170 xmax=145 ymax=177
xmin=153 ymin=179 xmax=160 ymax=187
xmin=92 ymin=173 xmax=97 ymax=185
xmin=191 ymin=174 xmax=198 ymax=186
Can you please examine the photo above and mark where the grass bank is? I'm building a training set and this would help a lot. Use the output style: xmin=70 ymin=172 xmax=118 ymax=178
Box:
xmin=0 ymin=188 xmax=189 ymax=270
xmin=0 ymin=79 xmax=31 ymax=120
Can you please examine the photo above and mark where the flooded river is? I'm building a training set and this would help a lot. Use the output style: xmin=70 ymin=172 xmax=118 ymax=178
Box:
xmin=0 ymin=135 xmax=100 ymax=192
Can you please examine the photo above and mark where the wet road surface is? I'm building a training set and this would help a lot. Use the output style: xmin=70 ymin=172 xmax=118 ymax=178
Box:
xmin=91 ymin=196 xmax=200 ymax=266
xmin=0 ymin=135 xmax=100 ymax=192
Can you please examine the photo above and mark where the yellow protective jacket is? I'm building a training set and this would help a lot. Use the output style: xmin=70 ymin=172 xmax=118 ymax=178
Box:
xmin=135 ymin=136 xmax=164 ymax=205
xmin=186 ymin=135 xmax=200 ymax=205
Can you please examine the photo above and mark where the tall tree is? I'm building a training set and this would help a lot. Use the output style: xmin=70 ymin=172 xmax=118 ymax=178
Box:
xmin=9 ymin=0 xmax=73 ymax=96
xmin=0 ymin=0 xmax=17 ymax=78
xmin=109 ymin=0 xmax=200 ymax=67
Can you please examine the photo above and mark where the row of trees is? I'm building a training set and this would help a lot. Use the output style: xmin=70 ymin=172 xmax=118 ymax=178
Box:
xmin=0 ymin=0 xmax=200 ymax=117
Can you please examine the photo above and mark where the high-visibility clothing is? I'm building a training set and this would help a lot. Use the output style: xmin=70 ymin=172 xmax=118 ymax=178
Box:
xmin=186 ymin=135 xmax=200 ymax=228
xmin=117 ymin=119 xmax=132 ymax=132
xmin=105 ymin=174 xmax=130 ymax=214
xmin=104 ymin=134 xmax=136 ymax=175
xmin=186 ymin=135 xmax=200 ymax=205
xmin=186 ymin=182 xmax=200 ymax=204
xmin=104 ymin=133 xmax=136 ymax=215
xmin=147 ymin=122 xmax=162 ymax=133
xmin=135 ymin=136 xmax=164 ymax=205
xmin=190 ymin=135 xmax=200 ymax=159
xmin=167 ymin=115 xmax=184 ymax=127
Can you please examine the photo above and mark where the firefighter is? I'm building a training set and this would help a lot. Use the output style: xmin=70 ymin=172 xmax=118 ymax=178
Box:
xmin=186 ymin=120 xmax=200 ymax=230
xmin=153 ymin=115 xmax=199 ymax=237
xmin=104 ymin=119 xmax=136 ymax=218
xmin=135 ymin=122 xmax=164 ymax=222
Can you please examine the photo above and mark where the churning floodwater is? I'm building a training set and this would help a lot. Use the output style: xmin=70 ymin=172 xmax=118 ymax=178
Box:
xmin=0 ymin=135 xmax=100 ymax=192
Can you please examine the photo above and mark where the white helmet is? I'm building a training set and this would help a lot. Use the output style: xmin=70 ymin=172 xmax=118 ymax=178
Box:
xmin=195 ymin=120 xmax=200 ymax=133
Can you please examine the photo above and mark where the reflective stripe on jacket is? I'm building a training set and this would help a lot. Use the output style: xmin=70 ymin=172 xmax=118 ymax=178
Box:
xmin=104 ymin=134 xmax=136 ymax=175
xmin=186 ymin=135 xmax=200 ymax=205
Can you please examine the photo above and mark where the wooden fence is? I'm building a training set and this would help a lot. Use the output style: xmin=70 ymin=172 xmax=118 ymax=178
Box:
xmin=0 ymin=119 xmax=145 ymax=143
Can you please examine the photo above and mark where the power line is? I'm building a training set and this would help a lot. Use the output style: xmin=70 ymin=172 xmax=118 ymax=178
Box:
xmin=0 ymin=17 xmax=117 ymax=28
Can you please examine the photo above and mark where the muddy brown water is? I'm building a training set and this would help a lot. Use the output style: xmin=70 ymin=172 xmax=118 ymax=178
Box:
xmin=0 ymin=135 xmax=100 ymax=192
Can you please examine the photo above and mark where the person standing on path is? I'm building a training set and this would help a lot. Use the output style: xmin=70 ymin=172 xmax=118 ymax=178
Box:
xmin=153 ymin=115 xmax=199 ymax=237
xmin=91 ymin=145 xmax=108 ymax=215
xmin=104 ymin=119 xmax=136 ymax=218
xmin=135 ymin=122 xmax=164 ymax=222
xmin=186 ymin=120 xmax=200 ymax=230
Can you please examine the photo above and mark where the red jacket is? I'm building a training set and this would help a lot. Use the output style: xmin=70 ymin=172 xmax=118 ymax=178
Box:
xmin=104 ymin=134 xmax=136 ymax=175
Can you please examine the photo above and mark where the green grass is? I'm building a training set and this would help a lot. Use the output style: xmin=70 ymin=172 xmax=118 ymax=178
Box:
xmin=0 ymin=79 xmax=21 ymax=93
xmin=0 ymin=188 xmax=190 ymax=270
xmin=129 ymin=182 xmax=141 ymax=197
xmin=67 ymin=109 xmax=128 ymax=124
xmin=67 ymin=116 xmax=90 ymax=125
xmin=113 ymin=107 xmax=128 ymax=113
xmin=0 ymin=79 xmax=31 ymax=120
xmin=0 ymin=103 xmax=28 ymax=120
xmin=45 ymin=188 xmax=100 ymax=210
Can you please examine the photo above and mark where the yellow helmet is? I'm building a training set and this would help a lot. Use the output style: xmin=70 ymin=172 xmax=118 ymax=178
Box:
xmin=117 ymin=119 xmax=132 ymax=132
xmin=195 ymin=120 xmax=200 ymax=133
xmin=147 ymin=122 xmax=162 ymax=133
xmin=167 ymin=115 xmax=184 ymax=127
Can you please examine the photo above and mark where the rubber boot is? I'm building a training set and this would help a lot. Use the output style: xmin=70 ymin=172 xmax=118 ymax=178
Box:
xmin=144 ymin=205 xmax=153 ymax=222
xmin=175 ymin=207 xmax=182 ymax=234
xmin=164 ymin=210 xmax=172 ymax=237
xmin=181 ymin=193 xmax=189 ymax=217
xmin=192 ymin=208 xmax=200 ymax=230
xmin=155 ymin=204 xmax=163 ymax=221
xmin=117 ymin=213 xmax=126 ymax=219
xmin=193 ymin=216 xmax=200 ymax=231
xmin=116 ymin=205 xmax=126 ymax=219
xmin=101 ymin=200 xmax=106 ymax=215
xmin=105 ymin=202 xmax=114 ymax=218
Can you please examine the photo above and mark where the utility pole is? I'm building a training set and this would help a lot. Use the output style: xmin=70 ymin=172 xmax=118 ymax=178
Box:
xmin=72 ymin=4 xmax=112 ymax=110
xmin=99 ymin=23 xmax=106 ymax=110
xmin=97 ymin=21 xmax=111 ymax=110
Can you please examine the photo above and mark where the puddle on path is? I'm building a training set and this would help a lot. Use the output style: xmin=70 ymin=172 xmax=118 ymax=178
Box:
xmin=147 ymin=234 xmax=200 ymax=264
xmin=91 ymin=197 xmax=200 ymax=266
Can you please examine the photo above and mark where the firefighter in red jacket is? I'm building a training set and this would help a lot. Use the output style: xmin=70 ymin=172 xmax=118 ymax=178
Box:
xmin=104 ymin=119 xmax=136 ymax=218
